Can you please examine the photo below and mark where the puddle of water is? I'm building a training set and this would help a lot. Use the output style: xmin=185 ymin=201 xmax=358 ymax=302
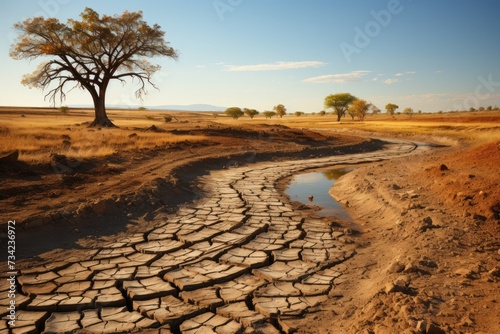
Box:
xmin=285 ymin=168 xmax=354 ymax=220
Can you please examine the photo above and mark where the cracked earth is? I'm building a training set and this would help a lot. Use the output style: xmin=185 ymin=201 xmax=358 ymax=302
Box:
xmin=1 ymin=140 xmax=426 ymax=333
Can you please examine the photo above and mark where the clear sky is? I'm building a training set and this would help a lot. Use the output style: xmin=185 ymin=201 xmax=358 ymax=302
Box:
xmin=1 ymin=0 xmax=500 ymax=112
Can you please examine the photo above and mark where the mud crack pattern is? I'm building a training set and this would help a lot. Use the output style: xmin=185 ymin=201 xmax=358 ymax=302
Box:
xmin=1 ymin=140 xmax=425 ymax=333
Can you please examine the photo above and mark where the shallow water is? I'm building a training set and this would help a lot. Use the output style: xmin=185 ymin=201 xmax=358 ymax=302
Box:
xmin=285 ymin=168 xmax=354 ymax=220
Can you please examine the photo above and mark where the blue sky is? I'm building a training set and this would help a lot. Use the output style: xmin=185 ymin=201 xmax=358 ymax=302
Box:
xmin=1 ymin=0 xmax=500 ymax=112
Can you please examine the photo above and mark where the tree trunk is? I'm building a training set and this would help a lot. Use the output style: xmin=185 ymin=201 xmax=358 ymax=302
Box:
xmin=89 ymin=93 xmax=115 ymax=127
xmin=336 ymin=111 xmax=342 ymax=122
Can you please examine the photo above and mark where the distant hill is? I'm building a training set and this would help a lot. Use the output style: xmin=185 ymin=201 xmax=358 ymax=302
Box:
xmin=148 ymin=104 xmax=227 ymax=112
xmin=68 ymin=104 xmax=227 ymax=112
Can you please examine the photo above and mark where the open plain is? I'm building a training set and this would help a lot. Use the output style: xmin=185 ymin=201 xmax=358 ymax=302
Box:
xmin=0 ymin=108 xmax=499 ymax=333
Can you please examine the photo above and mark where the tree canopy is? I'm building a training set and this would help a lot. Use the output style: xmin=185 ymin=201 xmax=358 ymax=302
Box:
xmin=243 ymin=108 xmax=259 ymax=119
xmin=273 ymin=104 xmax=287 ymax=118
xmin=403 ymin=107 xmax=414 ymax=117
xmin=324 ymin=93 xmax=357 ymax=122
xmin=10 ymin=7 xmax=178 ymax=127
xmin=263 ymin=111 xmax=276 ymax=119
xmin=225 ymin=107 xmax=244 ymax=119
xmin=385 ymin=103 xmax=399 ymax=117
xmin=348 ymin=99 xmax=371 ymax=121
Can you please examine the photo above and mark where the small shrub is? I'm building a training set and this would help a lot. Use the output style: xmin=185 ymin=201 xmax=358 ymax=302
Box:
xmin=59 ymin=106 xmax=69 ymax=113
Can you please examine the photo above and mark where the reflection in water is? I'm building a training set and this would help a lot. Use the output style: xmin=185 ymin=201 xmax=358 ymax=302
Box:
xmin=285 ymin=168 xmax=354 ymax=220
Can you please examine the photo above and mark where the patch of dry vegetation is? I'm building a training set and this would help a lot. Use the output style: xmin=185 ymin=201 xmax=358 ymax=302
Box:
xmin=214 ymin=110 xmax=500 ymax=145
xmin=0 ymin=107 xmax=207 ymax=163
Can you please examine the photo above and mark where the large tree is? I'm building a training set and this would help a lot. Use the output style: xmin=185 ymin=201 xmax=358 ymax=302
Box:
xmin=10 ymin=8 xmax=178 ymax=127
xmin=324 ymin=93 xmax=357 ymax=122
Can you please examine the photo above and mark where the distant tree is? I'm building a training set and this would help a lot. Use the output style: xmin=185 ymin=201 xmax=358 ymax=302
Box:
xmin=348 ymin=99 xmax=371 ymax=121
xmin=225 ymin=107 xmax=244 ymax=119
xmin=243 ymin=108 xmax=259 ymax=119
xmin=418 ymin=110 xmax=422 ymax=114
xmin=385 ymin=103 xmax=399 ymax=117
xmin=372 ymin=106 xmax=381 ymax=115
xmin=324 ymin=93 xmax=357 ymax=122
xmin=59 ymin=106 xmax=69 ymax=114
xmin=294 ymin=111 xmax=304 ymax=117
xmin=263 ymin=111 xmax=276 ymax=119
xmin=347 ymin=108 xmax=357 ymax=120
xmin=478 ymin=106 xmax=485 ymax=111
xmin=487 ymin=106 xmax=493 ymax=111
xmin=10 ymin=8 xmax=178 ymax=127
xmin=469 ymin=107 xmax=476 ymax=112
xmin=403 ymin=107 xmax=414 ymax=117
xmin=273 ymin=104 xmax=287 ymax=118
xmin=319 ymin=110 xmax=326 ymax=116
xmin=138 ymin=107 xmax=147 ymax=111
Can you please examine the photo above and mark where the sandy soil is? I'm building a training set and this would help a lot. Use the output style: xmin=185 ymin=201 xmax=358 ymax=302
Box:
xmin=297 ymin=140 xmax=500 ymax=334
xmin=0 ymin=116 xmax=498 ymax=333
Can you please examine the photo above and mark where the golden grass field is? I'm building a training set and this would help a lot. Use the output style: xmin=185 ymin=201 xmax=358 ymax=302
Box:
xmin=1 ymin=106 xmax=499 ymax=163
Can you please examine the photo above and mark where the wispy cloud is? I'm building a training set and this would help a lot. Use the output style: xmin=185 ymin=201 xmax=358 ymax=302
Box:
xmin=303 ymin=70 xmax=371 ymax=83
xmin=395 ymin=71 xmax=416 ymax=77
xmin=383 ymin=78 xmax=399 ymax=85
xmin=225 ymin=61 xmax=326 ymax=72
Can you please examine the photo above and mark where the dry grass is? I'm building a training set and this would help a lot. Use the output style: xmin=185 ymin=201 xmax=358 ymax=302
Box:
xmin=214 ymin=110 xmax=500 ymax=145
xmin=0 ymin=107 xmax=207 ymax=163
xmin=2 ymin=107 xmax=499 ymax=162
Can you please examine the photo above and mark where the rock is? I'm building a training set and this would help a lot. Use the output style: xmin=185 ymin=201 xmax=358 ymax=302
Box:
xmin=438 ymin=164 xmax=448 ymax=171
xmin=0 ymin=150 xmax=19 ymax=164
xmin=62 ymin=134 xmax=71 ymax=140
xmin=454 ymin=268 xmax=475 ymax=279
xmin=91 ymin=198 xmax=115 ymax=215
xmin=403 ymin=262 xmax=420 ymax=274
xmin=391 ymin=184 xmax=401 ymax=190
xmin=128 ymin=133 xmax=138 ymax=139
xmin=387 ymin=261 xmax=405 ymax=274
xmin=488 ymin=267 xmax=500 ymax=277
xmin=427 ymin=322 xmax=446 ymax=334
xmin=419 ymin=217 xmax=434 ymax=232
xmin=419 ymin=258 xmax=438 ymax=268
xmin=385 ymin=283 xmax=399 ymax=294
xmin=473 ymin=214 xmax=487 ymax=222
xmin=415 ymin=320 xmax=426 ymax=333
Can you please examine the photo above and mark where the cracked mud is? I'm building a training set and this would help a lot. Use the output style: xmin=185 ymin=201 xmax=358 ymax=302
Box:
xmin=1 ymin=140 xmax=426 ymax=333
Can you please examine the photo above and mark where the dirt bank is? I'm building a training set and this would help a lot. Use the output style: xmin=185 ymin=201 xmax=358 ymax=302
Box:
xmin=298 ymin=141 xmax=500 ymax=334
